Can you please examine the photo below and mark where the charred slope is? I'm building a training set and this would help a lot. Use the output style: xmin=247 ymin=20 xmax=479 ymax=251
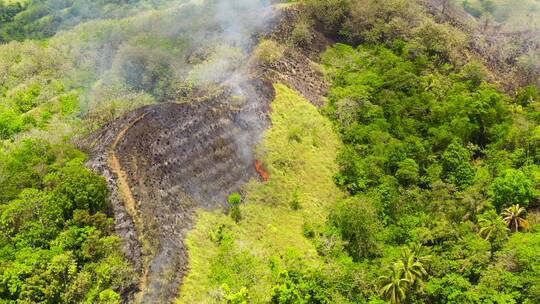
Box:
xmin=264 ymin=5 xmax=331 ymax=106
xmin=82 ymin=5 xmax=329 ymax=303
xmin=85 ymin=79 xmax=274 ymax=303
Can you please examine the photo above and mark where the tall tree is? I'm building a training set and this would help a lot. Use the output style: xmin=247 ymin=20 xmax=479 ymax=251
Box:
xmin=399 ymin=247 xmax=428 ymax=284
xmin=502 ymin=205 xmax=530 ymax=232
xmin=478 ymin=210 xmax=509 ymax=241
xmin=379 ymin=263 xmax=411 ymax=304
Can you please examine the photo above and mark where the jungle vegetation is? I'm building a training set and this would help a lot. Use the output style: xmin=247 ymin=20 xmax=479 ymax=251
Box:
xmin=0 ymin=0 xmax=539 ymax=303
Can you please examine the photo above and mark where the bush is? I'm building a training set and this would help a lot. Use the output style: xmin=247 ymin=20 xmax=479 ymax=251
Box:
xmin=516 ymin=85 xmax=538 ymax=107
xmin=223 ymin=285 xmax=249 ymax=304
xmin=113 ymin=44 xmax=174 ymax=100
xmin=441 ymin=140 xmax=475 ymax=189
xmin=253 ymin=39 xmax=284 ymax=65
xmin=305 ymin=0 xmax=351 ymax=34
xmin=48 ymin=164 xmax=109 ymax=218
xmin=271 ymin=270 xmax=330 ymax=304
xmin=396 ymin=158 xmax=420 ymax=186
xmin=289 ymin=189 xmax=302 ymax=210
xmin=228 ymin=192 xmax=242 ymax=223
xmin=0 ymin=107 xmax=24 ymax=140
xmin=289 ymin=19 xmax=314 ymax=47
xmin=458 ymin=60 xmax=490 ymax=88
xmin=59 ymin=93 xmax=79 ymax=116
xmin=12 ymin=83 xmax=41 ymax=113
xmin=343 ymin=0 xmax=422 ymax=44
xmin=489 ymin=169 xmax=534 ymax=210
xmin=228 ymin=192 xmax=241 ymax=206
xmin=409 ymin=20 xmax=466 ymax=63
xmin=427 ymin=273 xmax=477 ymax=303
xmin=97 ymin=289 xmax=121 ymax=304
xmin=329 ymin=197 xmax=383 ymax=260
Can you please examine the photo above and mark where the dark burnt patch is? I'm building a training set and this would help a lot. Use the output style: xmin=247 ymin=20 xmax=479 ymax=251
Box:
xmin=80 ymin=5 xmax=331 ymax=302
xmin=83 ymin=79 xmax=273 ymax=303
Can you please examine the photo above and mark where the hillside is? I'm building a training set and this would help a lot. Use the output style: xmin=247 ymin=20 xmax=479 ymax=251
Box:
xmin=0 ymin=0 xmax=539 ymax=304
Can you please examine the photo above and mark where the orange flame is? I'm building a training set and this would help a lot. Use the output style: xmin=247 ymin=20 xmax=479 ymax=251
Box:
xmin=254 ymin=160 xmax=269 ymax=182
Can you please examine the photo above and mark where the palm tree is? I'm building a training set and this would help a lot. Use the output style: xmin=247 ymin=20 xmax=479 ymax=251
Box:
xmin=379 ymin=246 xmax=430 ymax=304
xmin=379 ymin=263 xmax=411 ymax=304
xmin=400 ymin=247 xmax=428 ymax=284
xmin=479 ymin=217 xmax=494 ymax=240
xmin=502 ymin=204 xmax=530 ymax=232
xmin=478 ymin=212 xmax=508 ymax=240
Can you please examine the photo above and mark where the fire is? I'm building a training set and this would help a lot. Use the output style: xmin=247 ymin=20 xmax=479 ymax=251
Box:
xmin=254 ymin=160 xmax=270 ymax=182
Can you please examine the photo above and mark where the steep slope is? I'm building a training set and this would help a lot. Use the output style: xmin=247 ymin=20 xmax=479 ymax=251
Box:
xmin=2 ymin=0 xmax=539 ymax=303
xmin=420 ymin=0 xmax=540 ymax=90
xmin=82 ymin=5 xmax=330 ymax=302
xmin=177 ymin=83 xmax=344 ymax=303
xmin=85 ymin=79 xmax=273 ymax=302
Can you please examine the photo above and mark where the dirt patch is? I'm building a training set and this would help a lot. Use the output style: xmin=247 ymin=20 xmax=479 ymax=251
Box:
xmin=107 ymin=112 xmax=150 ymax=300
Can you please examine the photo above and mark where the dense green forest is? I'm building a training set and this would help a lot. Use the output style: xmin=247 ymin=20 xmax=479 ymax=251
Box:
xmin=0 ymin=140 xmax=136 ymax=302
xmin=318 ymin=43 xmax=539 ymax=303
xmin=271 ymin=1 xmax=540 ymax=302
xmin=1 ymin=0 xmax=539 ymax=303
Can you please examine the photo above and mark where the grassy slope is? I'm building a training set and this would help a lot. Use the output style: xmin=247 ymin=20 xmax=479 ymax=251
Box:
xmin=458 ymin=0 xmax=540 ymax=31
xmin=177 ymin=83 xmax=345 ymax=303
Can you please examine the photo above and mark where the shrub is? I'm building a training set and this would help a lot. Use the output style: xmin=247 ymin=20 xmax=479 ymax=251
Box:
xmin=223 ymin=285 xmax=249 ymax=304
xmin=409 ymin=20 xmax=466 ymax=63
xmin=516 ymin=85 xmax=538 ymax=107
xmin=0 ymin=107 xmax=23 ymax=140
xmin=271 ymin=270 xmax=330 ymax=304
xmin=228 ymin=192 xmax=242 ymax=223
xmin=305 ymin=0 xmax=351 ymax=35
xmin=97 ymin=289 xmax=121 ymax=304
xmin=59 ymin=93 xmax=79 ymax=116
xmin=253 ymin=39 xmax=284 ymax=65
xmin=228 ymin=192 xmax=241 ymax=206
xmin=458 ymin=60 xmax=490 ymax=88
xmin=12 ymin=83 xmax=41 ymax=113
xmin=48 ymin=164 xmax=109 ymax=218
xmin=489 ymin=169 xmax=534 ymax=210
xmin=396 ymin=158 xmax=420 ymax=186
xmin=343 ymin=0 xmax=422 ymax=44
xmin=289 ymin=190 xmax=301 ymax=210
xmin=113 ymin=44 xmax=174 ymax=100
xmin=289 ymin=19 xmax=314 ymax=47
xmin=329 ymin=197 xmax=383 ymax=260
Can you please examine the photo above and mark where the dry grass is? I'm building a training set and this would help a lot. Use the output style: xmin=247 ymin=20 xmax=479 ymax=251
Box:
xmin=253 ymin=39 xmax=285 ymax=65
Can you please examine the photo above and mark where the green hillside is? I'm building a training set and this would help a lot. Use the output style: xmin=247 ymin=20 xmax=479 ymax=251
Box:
xmin=0 ymin=0 xmax=176 ymax=42
xmin=0 ymin=0 xmax=539 ymax=303
xmin=178 ymin=84 xmax=344 ymax=303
